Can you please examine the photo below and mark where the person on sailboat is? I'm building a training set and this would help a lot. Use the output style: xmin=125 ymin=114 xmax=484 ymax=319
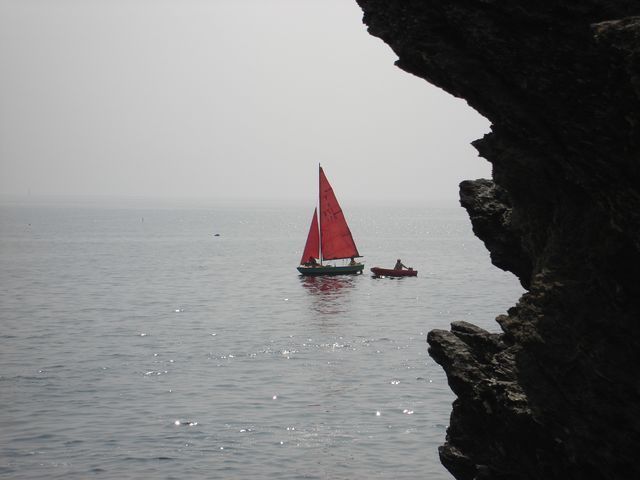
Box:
xmin=305 ymin=256 xmax=319 ymax=267
xmin=349 ymin=257 xmax=357 ymax=266
xmin=394 ymin=259 xmax=408 ymax=270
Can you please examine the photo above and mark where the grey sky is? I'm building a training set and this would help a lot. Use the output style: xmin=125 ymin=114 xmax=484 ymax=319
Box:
xmin=0 ymin=0 xmax=490 ymax=204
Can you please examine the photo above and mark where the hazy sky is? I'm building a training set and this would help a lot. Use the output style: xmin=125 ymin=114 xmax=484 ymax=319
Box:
xmin=0 ymin=0 xmax=490 ymax=204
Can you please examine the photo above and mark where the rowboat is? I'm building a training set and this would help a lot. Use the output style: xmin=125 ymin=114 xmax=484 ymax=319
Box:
xmin=370 ymin=267 xmax=417 ymax=277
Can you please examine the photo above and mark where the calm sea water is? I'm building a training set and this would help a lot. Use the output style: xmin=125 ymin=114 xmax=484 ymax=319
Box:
xmin=0 ymin=200 xmax=522 ymax=479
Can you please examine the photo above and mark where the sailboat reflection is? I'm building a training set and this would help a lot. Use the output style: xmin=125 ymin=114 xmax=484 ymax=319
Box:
xmin=300 ymin=276 xmax=356 ymax=315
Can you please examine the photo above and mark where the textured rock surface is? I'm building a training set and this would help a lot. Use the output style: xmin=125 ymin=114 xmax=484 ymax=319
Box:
xmin=356 ymin=1 xmax=640 ymax=479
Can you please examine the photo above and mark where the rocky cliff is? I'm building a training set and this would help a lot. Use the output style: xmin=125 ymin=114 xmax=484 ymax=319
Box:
xmin=356 ymin=1 xmax=640 ymax=479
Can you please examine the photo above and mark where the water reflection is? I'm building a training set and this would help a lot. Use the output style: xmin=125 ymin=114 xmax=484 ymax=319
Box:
xmin=300 ymin=276 xmax=356 ymax=315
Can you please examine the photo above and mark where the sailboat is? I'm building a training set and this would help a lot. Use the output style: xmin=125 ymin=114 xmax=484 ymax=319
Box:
xmin=297 ymin=165 xmax=364 ymax=276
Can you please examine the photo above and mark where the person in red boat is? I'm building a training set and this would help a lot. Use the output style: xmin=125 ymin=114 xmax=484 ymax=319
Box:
xmin=394 ymin=259 xmax=408 ymax=270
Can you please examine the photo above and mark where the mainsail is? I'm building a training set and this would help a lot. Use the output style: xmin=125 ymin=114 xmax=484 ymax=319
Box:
xmin=300 ymin=207 xmax=319 ymax=264
xmin=319 ymin=167 xmax=360 ymax=261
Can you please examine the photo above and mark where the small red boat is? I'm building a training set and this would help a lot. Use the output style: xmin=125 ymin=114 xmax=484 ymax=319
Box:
xmin=370 ymin=267 xmax=417 ymax=277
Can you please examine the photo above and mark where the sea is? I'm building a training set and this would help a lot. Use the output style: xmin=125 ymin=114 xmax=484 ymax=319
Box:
xmin=0 ymin=199 xmax=523 ymax=480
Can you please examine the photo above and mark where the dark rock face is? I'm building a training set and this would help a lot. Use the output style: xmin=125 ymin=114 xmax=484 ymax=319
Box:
xmin=356 ymin=1 xmax=640 ymax=479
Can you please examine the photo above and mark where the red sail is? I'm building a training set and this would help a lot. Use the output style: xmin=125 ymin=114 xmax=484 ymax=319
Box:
xmin=300 ymin=207 xmax=320 ymax=264
xmin=319 ymin=167 xmax=360 ymax=260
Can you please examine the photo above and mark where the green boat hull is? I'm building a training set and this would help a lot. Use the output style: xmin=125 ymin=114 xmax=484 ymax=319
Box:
xmin=297 ymin=264 xmax=364 ymax=276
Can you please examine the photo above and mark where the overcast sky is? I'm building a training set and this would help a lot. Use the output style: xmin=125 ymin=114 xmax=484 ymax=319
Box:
xmin=0 ymin=0 xmax=490 ymax=205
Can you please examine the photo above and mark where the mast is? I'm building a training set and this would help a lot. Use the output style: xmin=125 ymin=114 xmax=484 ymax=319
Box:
xmin=318 ymin=162 xmax=323 ymax=265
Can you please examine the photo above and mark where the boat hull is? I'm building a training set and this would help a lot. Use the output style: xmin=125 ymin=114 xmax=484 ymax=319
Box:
xmin=297 ymin=264 xmax=364 ymax=276
xmin=370 ymin=267 xmax=417 ymax=277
